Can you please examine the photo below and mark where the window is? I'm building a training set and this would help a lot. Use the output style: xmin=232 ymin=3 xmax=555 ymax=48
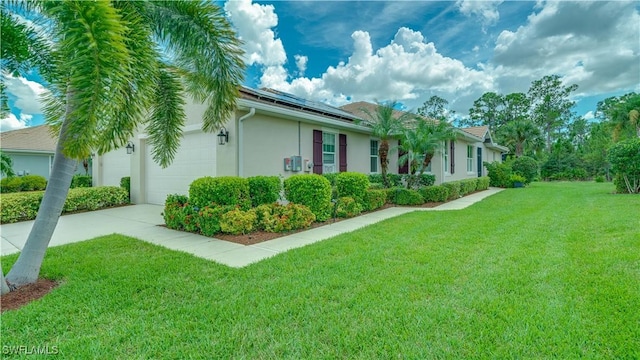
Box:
xmin=323 ymin=132 xmax=336 ymax=173
xmin=370 ymin=140 xmax=379 ymax=173
xmin=443 ymin=141 xmax=450 ymax=173
xmin=467 ymin=145 xmax=474 ymax=173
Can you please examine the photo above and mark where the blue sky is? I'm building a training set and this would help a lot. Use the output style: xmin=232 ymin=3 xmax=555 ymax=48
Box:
xmin=2 ymin=1 xmax=639 ymax=131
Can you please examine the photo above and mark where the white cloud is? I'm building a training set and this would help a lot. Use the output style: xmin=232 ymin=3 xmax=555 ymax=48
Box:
xmin=294 ymin=55 xmax=308 ymax=76
xmin=583 ymin=111 xmax=595 ymax=121
xmin=224 ymin=0 xmax=287 ymax=67
xmin=2 ymin=73 xmax=47 ymax=114
xmin=0 ymin=113 xmax=31 ymax=132
xmin=456 ymin=0 xmax=503 ymax=28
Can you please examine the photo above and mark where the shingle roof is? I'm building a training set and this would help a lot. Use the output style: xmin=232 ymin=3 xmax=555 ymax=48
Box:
xmin=461 ymin=126 xmax=489 ymax=139
xmin=0 ymin=125 xmax=57 ymax=152
xmin=339 ymin=101 xmax=410 ymax=121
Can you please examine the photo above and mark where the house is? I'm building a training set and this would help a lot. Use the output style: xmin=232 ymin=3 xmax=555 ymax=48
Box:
xmin=94 ymin=87 xmax=507 ymax=205
xmin=0 ymin=125 xmax=91 ymax=180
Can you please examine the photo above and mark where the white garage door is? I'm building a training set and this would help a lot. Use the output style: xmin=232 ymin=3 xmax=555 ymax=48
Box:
xmin=145 ymin=131 xmax=217 ymax=205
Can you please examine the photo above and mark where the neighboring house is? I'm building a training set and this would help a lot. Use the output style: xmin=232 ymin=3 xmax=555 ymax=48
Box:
xmin=94 ymin=87 xmax=507 ymax=205
xmin=0 ymin=125 xmax=91 ymax=180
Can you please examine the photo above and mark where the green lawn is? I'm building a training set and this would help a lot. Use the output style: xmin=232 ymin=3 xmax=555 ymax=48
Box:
xmin=2 ymin=182 xmax=639 ymax=358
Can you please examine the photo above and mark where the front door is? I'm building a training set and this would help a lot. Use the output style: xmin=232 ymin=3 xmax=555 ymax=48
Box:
xmin=477 ymin=147 xmax=483 ymax=177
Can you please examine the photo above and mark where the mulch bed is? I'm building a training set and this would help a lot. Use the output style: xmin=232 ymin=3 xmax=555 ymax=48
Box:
xmin=1 ymin=279 xmax=60 ymax=313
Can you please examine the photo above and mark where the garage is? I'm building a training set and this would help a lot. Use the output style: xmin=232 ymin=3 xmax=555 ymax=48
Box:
xmin=144 ymin=131 xmax=217 ymax=205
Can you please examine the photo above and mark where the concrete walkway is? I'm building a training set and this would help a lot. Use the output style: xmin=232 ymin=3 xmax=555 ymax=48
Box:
xmin=1 ymin=188 xmax=504 ymax=267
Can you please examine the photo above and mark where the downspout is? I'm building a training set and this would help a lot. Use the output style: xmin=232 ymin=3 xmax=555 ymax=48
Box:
xmin=238 ymin=107 xmax=256 ymax=177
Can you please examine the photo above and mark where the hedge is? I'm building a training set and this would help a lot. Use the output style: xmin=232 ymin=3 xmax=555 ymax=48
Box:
xmin=458 ymin=179 xmax=478 ymax=196
xmin=0 ymin=186 xmax=129 ymax=223
xmin=335 ymin=172 xmax=369 ymax=204
xmin=284 ymin=174 xmax=332 ymax=222
xmin=442 ymin=181 xmax=461 ymax=200
xmin=419 ymin=186 xmax=449 ymax=202
xmin=0 ymin=175 xmax=47 ymax=193
xmin=385 ymin=187 xmax=424 ymax=205
xmin=476 ymin=176 xmax=490 ymax=191
xmin=335 ymin=196 xmax=363 ymax=218
xmin=70 ymin=175 xmax=92 ymax=188
xmin=248 ymin=176 xmax=281 ymax=207
xmin=189 ymin=176 xmax=251 ymax=210
xmin=363 ymin=189 xmax=386 ymax=211
xmin=254 ymin=203 xmax=315 ymax=233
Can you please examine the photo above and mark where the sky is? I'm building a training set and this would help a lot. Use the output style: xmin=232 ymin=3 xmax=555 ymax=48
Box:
xmin=2 ymin=0 xmax=639 ymax=132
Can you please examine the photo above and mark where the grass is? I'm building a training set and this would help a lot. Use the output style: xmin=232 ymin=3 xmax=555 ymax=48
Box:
xmin=1 ymin=182 xmax=639 ymax=358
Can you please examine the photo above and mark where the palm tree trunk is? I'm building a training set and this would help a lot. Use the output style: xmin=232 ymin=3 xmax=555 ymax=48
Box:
xmin=1 ymin=263 xmax=10 ymax=295
xmin=379 ymin=140 xmax=390 ymax=187
xmin=5 ymin=94 xmax=77 ymax=288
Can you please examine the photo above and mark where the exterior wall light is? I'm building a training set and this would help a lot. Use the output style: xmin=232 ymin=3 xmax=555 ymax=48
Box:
xmin=217 ymin=128 xmax=229 ymax=145
xmin=126 ymin=141 xmax=135 ymax=154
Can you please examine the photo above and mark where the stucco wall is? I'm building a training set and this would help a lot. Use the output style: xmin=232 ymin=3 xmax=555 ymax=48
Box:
xmin=5 ymin=152 xmax=89 ymax=180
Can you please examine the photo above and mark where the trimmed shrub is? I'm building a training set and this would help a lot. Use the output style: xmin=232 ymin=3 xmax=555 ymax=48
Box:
xmin=1 ymin=177 xmax=23 ymax=193
xmin=476 ymin=176 xmax=490 ymax=191
xmin=512 ymin=156 xmax=538 ymax=184
xmin=120 ymin=176 xmax=131 ymax=200
xmin=0 ymin=186 xmax=129 ymax=224
xmin=415 ymin=173 xmax=436 ymax=187
xmin=20 ymin=175 xmax=47 ymax=191
xmin=70 ymin=175 xmax=92 ymax=188
xmin=363 ymin=189 xmax=386 ymax=211
xmin=189 ymin=176 xmax=251 ymax=210
xmin=335 ymin=172 xmax=369 ymax=204
xmin=484 ymin=161 xmax=512 ymax=188
xmin=368 ymin=182 xmax=385 ymax=190
xmin=335 ymin=196 xmax=363 ymax=218
xmin=248 ymin=176 xmax=281 ymax=207
xmin=220 ymin=208 xmax=257 ymax=235
xmin=369 ymin=173 xmax=402 ymax=187
xmin=322 ymin=173 xmax=339 ymax=186
xmin=419 ymin=185 xmax=449 ymax=203
xmin=384 ymin=187 xmax=403 ymax=204
xmin=254 ymin=203 xmax=315 ymax=233
xmin=385 ymin=187 xmax=423 ymax=205
xmin=163 ymin=194 xmax=188 ymax=230
xmin=442 ymin=181 xmax=461 ymax=200
xmin=284 ymin=174 xmax=332 ymax=222
xmin=459 ymin=179 xmax=477 ymax=196
xmin=0 ymin=191 xmax=43 ymax=223
xmin=197 ymin=205 xmax=236 ymax=236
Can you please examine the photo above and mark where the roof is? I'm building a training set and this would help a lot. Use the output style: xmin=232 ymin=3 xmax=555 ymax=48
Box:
xmin=239 ymin=86 xmax=359 ymax=123
xmin=461 ymin=126 xmax=489 ymax=139
xmin=339 ymin=101 xmax=410 ymax=121
xmin=0 ymin=125 xmax=57 ymax=153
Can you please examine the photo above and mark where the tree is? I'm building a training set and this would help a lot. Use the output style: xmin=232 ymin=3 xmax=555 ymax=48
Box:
xmin=1 ymin=1 xmax=244 ymax=293
xmin=1 ymin=151 xmax=15 ymax=177
xmin=528 ymin=75 xmax=578 ymax=152
xmin=607 ymin=138 xmax=640 ymax=193
xmin=417 ymin=95 xmax=453 ymax=122
xmin=598 ymin=92 xmax=640 ymax=141
xmin=502 ymin=119 xmax=541 ymax=157
xmin=358 ymin=101 xmax=415 ymax=187
xmin=466 ymin=92 xmax=505 ymax=131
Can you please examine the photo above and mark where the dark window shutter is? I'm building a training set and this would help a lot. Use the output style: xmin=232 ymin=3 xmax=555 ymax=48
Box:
xmin=339 ymin=134 xmax=347 ymax=172
xmin=450 ymin=141 xmax=455 ymax=175
xmin=398 ymin=139 xmax=409 ymax=174
xmin=313 ymin=130 xmax=323 ymax=174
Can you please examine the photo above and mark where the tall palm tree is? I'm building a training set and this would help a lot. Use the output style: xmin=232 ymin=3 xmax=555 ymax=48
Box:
xmin=502 ymin=119 xmax=542 ymax=157
xmin=1 ymin=0 xmax=244 ymax=292
xmin=358 ymin=101 xmax=415 ymax=187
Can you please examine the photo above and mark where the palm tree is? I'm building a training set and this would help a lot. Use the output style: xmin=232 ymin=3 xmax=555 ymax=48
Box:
xmin=1 ymin=1 xmax=244 ymax=293
xmin=358 ymin=101 xmax=415 ymax=187
xmin=502 ymin=119 xmax=542 ymax=157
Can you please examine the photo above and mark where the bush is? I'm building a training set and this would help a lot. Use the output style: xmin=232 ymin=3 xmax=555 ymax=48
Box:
xmin=284 ymin=174 xmax=332 ymax=221
xmin=459 ymin=179 xmax=477 ymax=196
xmin=197 ymin=205 xmax=237 ymax=236
xmin=607 ymin=138 xmax=640 ymax=194
xmin=321 ymin=173 xmax=339 ymax=186
xmin=442 ymin=182 xmax=461 ymax=200
xmin=414 ymin=173 xmax=436 ymax=187
xmin=335 ymin=172 xmax=369 ymax=204
xmin=120 ymin=176 xmax=131 ymax=200
xmin=363 ymin=189 xmax=386 ymax=211
xmin=70 ymin=175 xmax=92 ymax=188
xmin=189 ymin=176 xmax=251 ymax=210
xmin=63 ymin=186 xmax=129 ymax=212
xmin=476 ymin=176 xmax=490 ymax=191
xmin=20 ymin=175 xmax=47 ymax=191
xmin=419 ymin=186 xmax=449 ymax=203
xmin=163 ymin=194 xmax=188 ymax=230
xmin=220 ymin=208 xmax=257 ymax=235
xmin=484 ymin=161 xmax=513 ymax=188
xmin=254 ymin=203 xmax=315 ymax=233
xmin=248 ymin=176 xmax=281 ymax=207
xmin=511 ymin=156 xmax=538 ymax=184
xmin=0 ymin=177 xmax=23 ymax=193
xmin=594 ymin=175 xmax=606 ymax=183
xmin=613 ymin=174 xmax=629 ymax=194
xmin=0 ymin=191 xmax=43 ymax=223
xmin=335 ymin=196 xmax=363 ymax=218
xmin=386 ymin=187 xmax=424 ymax=205
xmin=368 ymin=182 xmax=384 ymax=190
xmin=369 ymin=173 xmax=402 ymax=187
xmin=509 ymin=174 xmax=527 ymax=187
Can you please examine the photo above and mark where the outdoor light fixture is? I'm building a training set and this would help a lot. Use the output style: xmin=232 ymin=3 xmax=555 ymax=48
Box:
xmin=126 ymin=141 xmax=135 ymax=154
xmin=217 ymin=128 xmax=229 ymax=145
